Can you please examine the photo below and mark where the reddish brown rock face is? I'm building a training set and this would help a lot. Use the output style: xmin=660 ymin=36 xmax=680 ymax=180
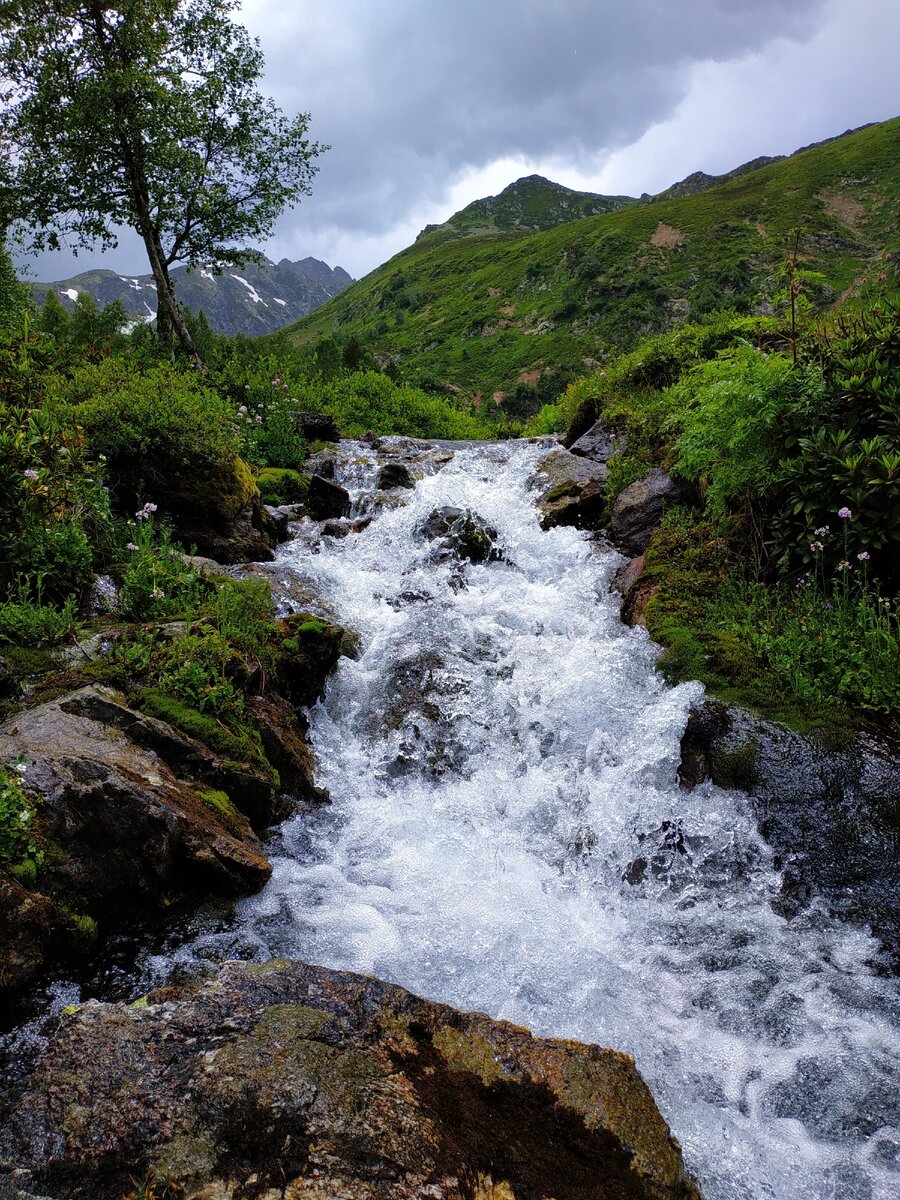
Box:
xmin=0 ymin=959 xmax=700 ymax=1200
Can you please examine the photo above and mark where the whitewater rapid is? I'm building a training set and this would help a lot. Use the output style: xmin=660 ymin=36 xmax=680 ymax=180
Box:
xmin=153 ymin=440 xmax=899 ymax=1200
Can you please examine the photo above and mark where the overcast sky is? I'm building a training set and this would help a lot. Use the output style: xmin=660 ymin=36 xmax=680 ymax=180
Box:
xmin=15 ymin=0 xmax=900 ymax=283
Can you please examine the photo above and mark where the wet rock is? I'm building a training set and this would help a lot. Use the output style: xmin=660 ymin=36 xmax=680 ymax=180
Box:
xmin=0 ymin=657 xmax=16 ymax=700
xmin=321 ymin=518 xmax=350 ymax=538
xmin=378 ymin=461 xmax=416 ymax=490
xmin=245 ymin=694 xmax=327 ymax=810
xmin=418 ymin=507 xmax=504 ymax=563
xmin=297 ymin=411 xmax=339 ymax=442
xmin=263 ymin=504 xmax=292 ymax=541
xmin=305 ymin=448 xmax=336 ymax=479
xmin=307 ymin=474 xmax=351 ymax=520
xmin=533 ymin=448 xmax=608 ymax=530
xmin=0 ymin=685 xmax=272 ymax=996
xmin=569 ymin=417 xmax=628 ymax=464
xmin=0 ymin=873 xmax=78 ymax=997
xmin=0 ymin=959 xmax=700 ymax=1200
xmin=679 ymin=700 xmax=900 ymax=967
xmin=609 ymin=470 xmax=686 ymax=556
xmin=610 ymin=554 xmax=659 ymax=628
xmin=277 ymin=613 xmax=357 ymax=708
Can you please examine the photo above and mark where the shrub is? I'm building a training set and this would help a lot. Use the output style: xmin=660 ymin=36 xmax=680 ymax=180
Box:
xmin=119 ymin=516 xmax=207 ymax=620
xmin=52 ymin=359 xmax=238 ymax=504
xmin=773 ymin=297 xmax=900 ymax=579
xmin=322 ymin=371 xmax=489 ymax=439
xmin=0 ymin=760 xmax=43 ymax=876
xmin=0 ymin=594 xmax=77 ymax=646
xmin=0 ymin=402 xmax=112 ymax=602
xmin=668 ymin=344 xmax=826 ymax=515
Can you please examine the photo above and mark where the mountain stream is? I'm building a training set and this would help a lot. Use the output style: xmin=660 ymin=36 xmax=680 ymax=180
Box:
xmin=26 ymin=440 xmax=900 ymax=1199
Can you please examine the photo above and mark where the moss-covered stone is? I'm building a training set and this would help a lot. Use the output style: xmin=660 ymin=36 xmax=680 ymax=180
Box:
xmin=709 ymin=737 xmax=760 ymax=791
xmin=134 ymin=687 xmax=269 ymax=771
xmin=0 ymin=959 xmax=701 ymax=1200
xmin=255 ymin=467 xmax=310 ymax=506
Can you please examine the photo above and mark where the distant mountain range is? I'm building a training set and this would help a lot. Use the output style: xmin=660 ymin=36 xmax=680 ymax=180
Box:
xmin=28 ymin=256 xmax=354 ymax=336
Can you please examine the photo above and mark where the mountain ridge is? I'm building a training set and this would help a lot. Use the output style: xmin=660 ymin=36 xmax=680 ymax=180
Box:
xmin=285 ymin=116 xmax=900 ymax=414
xmin=28 ymin=255 xmax=354 ymax=336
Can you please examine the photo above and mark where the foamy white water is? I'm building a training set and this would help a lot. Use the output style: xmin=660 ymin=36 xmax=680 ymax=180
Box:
xmin=160 ymin=441 xmax=900 ymax=1200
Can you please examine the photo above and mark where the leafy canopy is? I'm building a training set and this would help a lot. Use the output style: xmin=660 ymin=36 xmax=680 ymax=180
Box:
xmin=0 ymin=0 xmax=325 ymax=355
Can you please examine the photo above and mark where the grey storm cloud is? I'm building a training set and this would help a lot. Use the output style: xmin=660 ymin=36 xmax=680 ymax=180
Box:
xmin=251 ymin=0 xmax=829 ymax=236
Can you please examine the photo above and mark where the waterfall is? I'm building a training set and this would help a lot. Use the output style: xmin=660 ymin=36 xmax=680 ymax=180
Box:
xmin=150 ymin=440 xmax=899 ymax=1200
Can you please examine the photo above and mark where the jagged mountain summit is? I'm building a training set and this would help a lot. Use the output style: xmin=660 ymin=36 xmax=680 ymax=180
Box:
xmin=29 ymin=255 xmax=354 ymax=336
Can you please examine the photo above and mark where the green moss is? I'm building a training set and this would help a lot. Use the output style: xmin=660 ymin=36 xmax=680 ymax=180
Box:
xmin=201 ymin=453 xmax=258 ymax=521
xmin=134 ymin=687 xmax=268 ymax=770
xmin=9 ymin=859 xmax=38 ymax=886
xmin=0 ymin=644 xmax=61 ymax=679
xmin=255 ymin=467 xmax=309 ymax=506
xmin=544 ymin=482 xmax=579 ymax=502
xmin=196 ymin=786 xmax=245 ymax=837
xmin=709 ymin=738 xmax=760 ymax=790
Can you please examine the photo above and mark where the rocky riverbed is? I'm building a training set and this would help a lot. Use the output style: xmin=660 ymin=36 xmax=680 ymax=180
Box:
xmin=1 ymin=435 xmax=898 ymax=1200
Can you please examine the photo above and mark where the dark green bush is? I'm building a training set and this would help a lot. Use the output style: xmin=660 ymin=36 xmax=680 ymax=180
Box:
xmin=51 ymin=359 xmax=238 ymax=501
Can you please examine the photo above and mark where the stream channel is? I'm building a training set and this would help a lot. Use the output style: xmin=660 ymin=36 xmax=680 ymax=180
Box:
xmin=9 ymin=439 xmax=900 ymax=1199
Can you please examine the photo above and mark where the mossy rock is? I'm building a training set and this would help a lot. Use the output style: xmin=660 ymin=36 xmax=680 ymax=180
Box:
xmin=255 ymin=467 xmax=310 ymax=506
xmin=709 ymin=737 xmax=760 ymax=790
xmin=170 ymin=454 xmax=259 ymax=523
xmin=197 ymin=787 xmax=245 ymax=838
xmin=134 ymin=687 xmax=269 ymax=771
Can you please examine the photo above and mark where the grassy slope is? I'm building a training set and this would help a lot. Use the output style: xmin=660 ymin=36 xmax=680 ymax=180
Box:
xmin=286 ymin=118 xmax=900 ymax=407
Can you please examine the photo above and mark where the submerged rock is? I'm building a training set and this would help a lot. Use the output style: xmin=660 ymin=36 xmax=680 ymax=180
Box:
xmin=533 ymin=448 xmax=608 ymax=530
xmin=378 ymin=460 xmax=416 ymax=490
xmin=0 ymin=959 xmax=701 ymax=1200
xmin=609 ymin=470 xmax=685 ymax=556
xmin=418 ymin=506 xmax=504 ymax=563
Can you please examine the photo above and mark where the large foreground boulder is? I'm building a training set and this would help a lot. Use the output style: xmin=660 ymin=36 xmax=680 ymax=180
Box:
xmin=0 ymin=959 xmax=700 ymax=1200
xmin=533 ymin=449 xmax=608 ymax=530
xmin=0 ymin=686 xmax=273 ymax=995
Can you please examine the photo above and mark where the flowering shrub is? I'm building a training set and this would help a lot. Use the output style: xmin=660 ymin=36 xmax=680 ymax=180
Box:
xmin=119 ymin=513 xmax=206 ymax=620
xmin=233 ymin=377 xmax=310 ymax=469
xmin=0 ymin=759 xmax=43 ymax=878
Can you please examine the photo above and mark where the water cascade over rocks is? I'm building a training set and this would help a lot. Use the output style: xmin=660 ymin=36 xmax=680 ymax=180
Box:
xmin=23 ymin=440 xmax=900 ymax=1200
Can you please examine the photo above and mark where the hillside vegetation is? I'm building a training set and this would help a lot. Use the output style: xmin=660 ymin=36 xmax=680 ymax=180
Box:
xmin=286 ymin=119 xmax=900 ymax=416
